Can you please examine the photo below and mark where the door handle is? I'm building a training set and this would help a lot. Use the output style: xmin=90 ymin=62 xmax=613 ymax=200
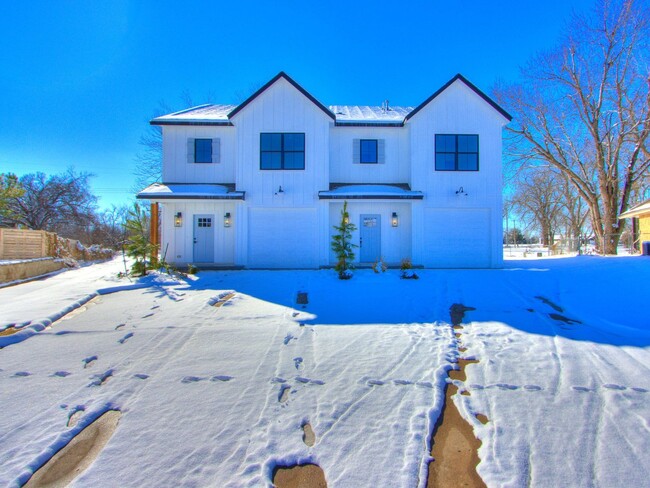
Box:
xmin=360 ymin=237 xmax=363 ymax=247
xmin=193 ymin=238 xmax=197 ymax=244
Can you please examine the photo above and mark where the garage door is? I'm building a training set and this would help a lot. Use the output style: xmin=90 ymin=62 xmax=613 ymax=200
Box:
xmin=423 ymin=208 xmax=491 ymax=268
xmin=248 ymin=208 xmax=319 ymax=268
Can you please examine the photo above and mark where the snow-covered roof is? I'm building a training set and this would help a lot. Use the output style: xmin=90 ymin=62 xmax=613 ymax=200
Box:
xmin=619 ymin=199 xmax=650 ymax=219
xmin=151 ymin=104 xmax=237 ymax=125
xmin=136 ymin=183 xmax=245 ymax=200
xmin=330 ymin=105 xmax=413 ymax=125
xmin=318 ymin=184 xmax=423 ymax=200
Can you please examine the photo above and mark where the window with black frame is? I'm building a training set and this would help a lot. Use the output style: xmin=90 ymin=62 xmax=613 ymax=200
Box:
xmin=435 ymin=134 xmax=479 ymax=171
xmin=260 ymin=133 xmax=305 ymax=170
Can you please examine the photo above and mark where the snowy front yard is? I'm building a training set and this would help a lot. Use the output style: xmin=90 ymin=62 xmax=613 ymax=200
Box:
xmin=1 ymin=256 xmax=649 ymax=487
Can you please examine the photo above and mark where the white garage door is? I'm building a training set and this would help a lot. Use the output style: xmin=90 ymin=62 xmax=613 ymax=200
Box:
xmin=248 ymin=208 xmax=319 ymax=268
xmin=423 ymin=208 xmax=491 ymax=268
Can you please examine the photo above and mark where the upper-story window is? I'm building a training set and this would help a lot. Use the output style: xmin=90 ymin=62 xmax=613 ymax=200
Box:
xmin=435 ymin=134 xmax=479 ymax=171
xmin=360 ymin=139 xmax=378 ymax=164
xmin=195 ymin=139 xmax=213 ymax=163
xmin=353 ymin=138 xmax=385 ymax=164
xmin=187 ymin=138 xmax=220 ymax=164
xmin=260 ymin=133 xmax=305 ymax=170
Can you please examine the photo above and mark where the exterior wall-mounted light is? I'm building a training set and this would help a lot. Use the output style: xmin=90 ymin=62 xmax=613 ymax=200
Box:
xmin=174 ymin=212 xmax=183 ymax=227
xmin=275 ymin=185 xmax=284 ymax=195
xmin=224 ymin=212 xmax=232 ymax=227
xmin=391 ymin=212 xmax=399 ymax=227
xmin=455 ymin=186 xmax=469 ymax=197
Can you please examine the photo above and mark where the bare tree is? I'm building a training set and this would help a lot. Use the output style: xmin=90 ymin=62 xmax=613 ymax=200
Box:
xmin=4 ymin=169 xmax=97 ymax=234
xmin=511 ymin=167 xmax=564 ymax=246
xmin=495 ymin=0 xmax=650 ymax=254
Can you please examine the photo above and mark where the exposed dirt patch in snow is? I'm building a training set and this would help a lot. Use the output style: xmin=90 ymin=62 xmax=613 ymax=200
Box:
xmin=0 ymin=326 xmax=18 ymax=336
xmin=273 ymin=463 xmax=327 ymax=488
xmin=302 ymin=421 xmax=316 ymax=447
xmin=428 ymin=359 xmax=485 ymax=488
xmin=24 ymin=410 xmax=121 ymax=488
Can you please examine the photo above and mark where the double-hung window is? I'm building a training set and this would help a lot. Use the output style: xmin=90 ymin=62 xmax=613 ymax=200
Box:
xmin=260 ymin=133 xmax=305 ymax=170
xmin=435 ymin=134 xmax=479 ymax=171
xmin=194 ymin=139 xmax=213 ymax=163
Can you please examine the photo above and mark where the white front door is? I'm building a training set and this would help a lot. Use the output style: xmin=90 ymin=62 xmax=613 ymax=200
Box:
xmin=193 ymin=214 xmax=214 ymax=262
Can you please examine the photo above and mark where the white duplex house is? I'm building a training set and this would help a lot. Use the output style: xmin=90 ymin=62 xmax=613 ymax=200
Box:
xmin=137 ymin=72 xmax=511 ymax=269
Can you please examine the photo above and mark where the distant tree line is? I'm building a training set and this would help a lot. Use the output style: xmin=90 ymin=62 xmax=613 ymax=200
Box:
xmin=0 ymin=169 xmax=129 ymax=249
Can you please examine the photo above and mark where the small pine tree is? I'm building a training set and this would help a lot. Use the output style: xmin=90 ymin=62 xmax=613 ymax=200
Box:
xmin=331 ymin=201 xmax=358 ymax=279
xmin=124 ymin=203 xmax=156 ymax=276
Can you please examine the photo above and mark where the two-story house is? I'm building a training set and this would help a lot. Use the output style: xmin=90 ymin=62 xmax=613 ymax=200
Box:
xmin=137 ymin=72 xmax=511 ymax=269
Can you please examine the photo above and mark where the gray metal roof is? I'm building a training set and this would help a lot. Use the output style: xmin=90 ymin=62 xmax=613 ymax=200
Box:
xmin=330 ymin=105 xmax=413 ymax=124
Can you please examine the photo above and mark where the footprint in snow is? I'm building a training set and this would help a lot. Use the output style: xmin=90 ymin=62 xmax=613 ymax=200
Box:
xmin=631 ymin=387 xmax=648 ymax=393
xmin=118 ymin=333 xmax=134 ymax=344
xmin=394 ymin=379 xmax=413 ymax=386
xmin=272 ymin=377 xmax=287 ymax=384
xmin=278 ymin=384 xmax=291 ymax=403
xmin=151 ymin=305 xmax=160 ymax=310
xmin=89 ymin=370 xmax=113 ymax=387
xmin=133 ymin=374 xmax=149 ymax=380
xmin=603 ymin=384 xmax=626 ymax=390
xmin=115 ymin=324 xmax=126 ymax=330
xmin=13 ymin=371 xmax=31 ymax=377
xmin=142 ymin=313 xmax=154 ymax=319
xmin=211 ymin=375 xmax=234 ymax=382
xmin=572 ymin=386 xmax=593 ymax=392
xmin=293 ymin=357 xmax=303 ymax=370
xmin=52 ymin=371 xmax=72 ymax=378
xmin=367 ymin=380 xmax=384 ymax=386
xmin=416 ymin=381 xmax=434 ymax=389
xmin=283 ymin=334 xmax=296 ymax=345
xmin=496 ymin=383 xmax=519 ymax=390
xmin=181 ymin=376 xmax=205 ymax=384
xmin=523 ymin=385 xmax=543 ymax=391
xmin=83 ymin=355 xmax=98 ymax=368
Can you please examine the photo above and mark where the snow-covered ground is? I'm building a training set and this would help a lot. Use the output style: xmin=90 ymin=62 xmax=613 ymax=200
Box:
xmin=0 ymin=255 xmax=649 ymax=487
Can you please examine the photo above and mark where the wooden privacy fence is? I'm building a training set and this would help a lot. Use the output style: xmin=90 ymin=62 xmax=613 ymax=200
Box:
xmin=0 ymin=228 xmax=113 ymax=261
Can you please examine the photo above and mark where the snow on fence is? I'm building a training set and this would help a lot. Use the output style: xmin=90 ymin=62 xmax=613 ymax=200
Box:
xmin=0 ymin=228 xmax=113 ymax=261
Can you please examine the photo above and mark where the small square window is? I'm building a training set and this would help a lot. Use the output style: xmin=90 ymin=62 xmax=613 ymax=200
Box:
xmin=360 ymin=139 xmax=378 ymax=164
xmin=195 ymin=139 xmax=212 ymax=163
xmin=260 ymin=133 xmax=305 ymax=170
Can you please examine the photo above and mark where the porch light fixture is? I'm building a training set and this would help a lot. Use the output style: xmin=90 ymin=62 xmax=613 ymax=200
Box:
xmin=174 ymin=212 xmax=183 ymax=227
xmin=224 ymin=212 xmax=232 ymax=227
xmin=456 ymin=186 xmax=468 ymax=197
xmin=391 ymin=212 xmax=399 ymax=227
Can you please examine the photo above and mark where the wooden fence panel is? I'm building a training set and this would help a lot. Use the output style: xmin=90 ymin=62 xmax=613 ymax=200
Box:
xmin=0 ymin=229 xmax=47 ymax=260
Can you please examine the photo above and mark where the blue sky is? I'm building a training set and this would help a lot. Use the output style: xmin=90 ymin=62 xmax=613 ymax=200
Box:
xmin=1 ymin=0 xmax=593 ymax=210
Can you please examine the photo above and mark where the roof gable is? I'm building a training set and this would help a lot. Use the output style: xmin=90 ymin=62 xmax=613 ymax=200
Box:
xmin=405 ymin=74 xmax=512 ymax=122
xmin=228 ymin=71 xmax=335 ymax=121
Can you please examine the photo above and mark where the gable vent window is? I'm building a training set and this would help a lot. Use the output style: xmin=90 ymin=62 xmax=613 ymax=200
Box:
xmin=187 ymin=138 xmax=221 ymax=164
xmin=435 ymin=134 xmax=479 ymax=171
xmin=353 ymin=139 xmax=385 ymax=164
xmin=260 ymin=133 xmax=305 ymax=170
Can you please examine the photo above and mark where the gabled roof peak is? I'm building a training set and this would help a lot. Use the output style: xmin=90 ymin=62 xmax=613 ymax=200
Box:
xmin=405 ymin=73 xmax=512 ymax=122
xmin=227 ymin=71 xmax=335 ymax=120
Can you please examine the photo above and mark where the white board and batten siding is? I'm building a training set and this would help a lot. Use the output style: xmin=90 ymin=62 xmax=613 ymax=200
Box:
xmin=162 ymin=126 xmax=236 ymax=184
xmin=159 ymin=201 xmax=238 ymax=265
xmin=328 ymin=201 xmax=412 ymax=266
xmin=408 ymin=79 xmax=506 ymax=268
xmin=329 ymin=127 xmax=410 ymax=184
xmin=230 ymin=77 xmax=332 ymax=268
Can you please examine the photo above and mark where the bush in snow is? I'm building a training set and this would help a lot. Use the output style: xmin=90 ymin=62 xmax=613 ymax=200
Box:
xmin=124 ymin=203 xmax=156 ymax=276
xmin=400 ymin=258 xmax=419 ymax=280
xmin=331 ymin=201 xmax=358 ymax=280
xmin=372 ymin=257 xmax=387 ymax=273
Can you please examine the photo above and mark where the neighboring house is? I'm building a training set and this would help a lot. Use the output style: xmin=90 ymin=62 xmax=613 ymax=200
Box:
xmin=137 ymin=72 xmax=511 ymax=269
xmin=619 ymin=199 xmax=650 ymax=253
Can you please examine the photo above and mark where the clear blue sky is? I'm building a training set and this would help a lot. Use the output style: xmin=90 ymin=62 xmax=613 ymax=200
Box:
xmin=1 ymin=0 xmax=593 ymax=210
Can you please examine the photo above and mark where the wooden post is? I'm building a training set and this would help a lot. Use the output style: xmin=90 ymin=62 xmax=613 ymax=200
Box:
xmin=150 ymin=202 xmax=160 ymax=265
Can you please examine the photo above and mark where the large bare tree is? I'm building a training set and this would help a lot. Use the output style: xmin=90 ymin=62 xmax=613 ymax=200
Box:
xmin=496 ymin=0 xmax=650 ymax=254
